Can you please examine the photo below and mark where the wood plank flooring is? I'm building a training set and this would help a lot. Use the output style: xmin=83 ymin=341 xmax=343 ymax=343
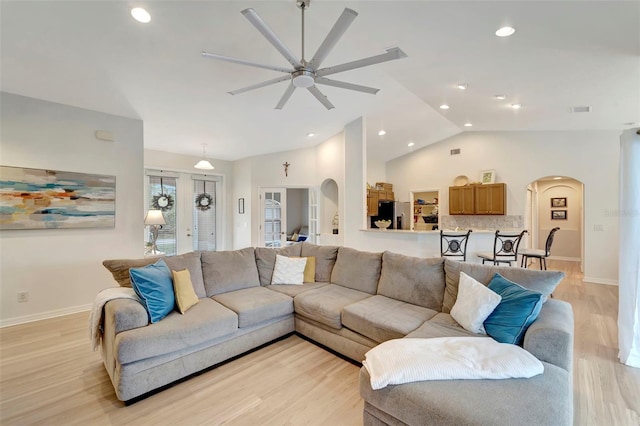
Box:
xmin=1 ymin=260 xmax=638 ymax=425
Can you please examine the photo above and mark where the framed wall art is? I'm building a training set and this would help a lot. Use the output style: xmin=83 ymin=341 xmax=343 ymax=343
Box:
xmin=551 ymin=197 xmax=567 ymax=208
xmin=0 ymin=166 xmax=115 ymax=229
xmin=480 ymin=169 xmax=496 ymax=184
xmin=238 ymin=198 xmax=245 ymax=214
xmin=551 ymin=210 xmax=567 ymax=220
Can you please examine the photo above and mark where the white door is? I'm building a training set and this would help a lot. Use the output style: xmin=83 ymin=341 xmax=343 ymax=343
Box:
xmin=260 ymin=188 xmax=287 ymax=247
xmin=308 ymin=187 xmax=319 ymax=244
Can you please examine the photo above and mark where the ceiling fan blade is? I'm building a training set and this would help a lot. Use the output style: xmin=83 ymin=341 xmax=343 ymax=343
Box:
xmin=229 ymin=75 xmax=291 ymax=95
xmin=316 ymin=47 xmax=408 ymax=78
xmin=202 ymin=51 xmax=293 ymax=74
xmin=275 ymin=84 xmax=296 ymax=109
xmin=241 ymin=8 xmax=301 ymax=69
xmin=308 ymin=8 xmax=358 ymax=69
xmin=307 ymin=86 xmax=335 ymax=110
xmin=315 ymin=77 xmax=379 ymax=94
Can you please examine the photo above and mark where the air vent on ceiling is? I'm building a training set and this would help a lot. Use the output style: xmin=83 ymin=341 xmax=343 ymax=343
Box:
xmin=450 ymin=148 xmax=461 ymax=155
xmin=570 ymin=106 xmax=591 ymax=113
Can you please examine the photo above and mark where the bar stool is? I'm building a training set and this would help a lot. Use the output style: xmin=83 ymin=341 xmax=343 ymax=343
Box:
xmin=440 ymin=230 xmax=472 ymax=261
xmin=477 ymin=230 xmax=527 ymax=266
xmin=520 ymin=227 xmax=560 ymax=270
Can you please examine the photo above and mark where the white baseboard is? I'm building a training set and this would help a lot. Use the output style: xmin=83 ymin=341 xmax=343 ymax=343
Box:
xmin=583 ymin=276 xmax=618 ymax=286
xmin=549 ymin=256 xmax=581 ymax=262
xmin=0 ymin=304 xmax=91 ymax=328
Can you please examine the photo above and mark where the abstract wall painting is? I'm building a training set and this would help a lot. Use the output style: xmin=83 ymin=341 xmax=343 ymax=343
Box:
xmin=0 ymin=166 xmax=115 ymax=229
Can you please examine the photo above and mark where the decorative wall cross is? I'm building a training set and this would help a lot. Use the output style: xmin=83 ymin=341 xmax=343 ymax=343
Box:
xmin=283 ymin=162 xmax=290 ymax=177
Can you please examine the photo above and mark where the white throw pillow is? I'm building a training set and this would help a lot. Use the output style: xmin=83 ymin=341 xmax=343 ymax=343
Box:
xmin=271 ymin=255 xmax=307 ymax=285
xmin=450 ymin=272 xmax=502 ymax=334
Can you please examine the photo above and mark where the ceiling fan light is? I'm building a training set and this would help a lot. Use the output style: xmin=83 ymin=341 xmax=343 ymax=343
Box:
xmin=292 ymin=70 xmax=315 ymax=88
xmin=194 ymin=160 xmax=215 ymax=170
xmin=131 ymin=7 xmax=151 ymax=23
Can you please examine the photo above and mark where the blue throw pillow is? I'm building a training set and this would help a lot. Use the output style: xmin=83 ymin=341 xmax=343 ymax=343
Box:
xmin=129 ymin=259 xmax=175 ymax=323
xmin=483 ymin=273 xmax=544 ymax=345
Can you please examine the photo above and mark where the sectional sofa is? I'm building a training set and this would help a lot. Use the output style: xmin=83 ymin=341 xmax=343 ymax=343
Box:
xmin=100 ymin=242 xmax=574 ymax=425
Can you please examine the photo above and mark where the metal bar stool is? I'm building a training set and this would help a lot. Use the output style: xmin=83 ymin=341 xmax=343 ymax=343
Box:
xmin=520 ymin=227 xmax=560 ymax=270
xmin=477 ymin=230 xmax=527 ymax=266
xmin=440 ymin=230 xmax=473 ymax=261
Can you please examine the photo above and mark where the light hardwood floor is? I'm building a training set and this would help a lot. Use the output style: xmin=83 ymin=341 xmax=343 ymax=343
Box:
xmin=1 ymin=260 xmax=638 ymax=425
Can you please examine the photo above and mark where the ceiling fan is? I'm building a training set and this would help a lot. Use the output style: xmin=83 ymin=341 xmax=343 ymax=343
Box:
xmin=202 ymin=0 xmax=407 ymax=110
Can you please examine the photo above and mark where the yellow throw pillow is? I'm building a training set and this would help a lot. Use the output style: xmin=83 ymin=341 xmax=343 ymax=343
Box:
xmin=303 ymin=256 xmax=316 ymax=282
xmin=172 ymin=269 xmax=199 ymax=314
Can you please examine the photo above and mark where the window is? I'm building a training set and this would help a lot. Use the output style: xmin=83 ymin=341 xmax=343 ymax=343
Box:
xmin=147 ymin=175 xmax=177 ymax=255
xmin=192 ymin=178 xmax=216 ymax=251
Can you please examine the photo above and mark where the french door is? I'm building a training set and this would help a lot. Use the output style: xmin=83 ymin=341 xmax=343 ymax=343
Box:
xmin=260 ymin=188 xmax=287 ymax=247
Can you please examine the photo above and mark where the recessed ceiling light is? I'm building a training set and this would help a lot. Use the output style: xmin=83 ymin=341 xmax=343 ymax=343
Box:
xmin=553 ymin=177 xmax=563 ymax=180
xmin=407 ymin=142 xmax=415 ymax=147
xmin=378 ymin=130 xmax=386 ymax=136
xmin=494 ymin=95 xmax=507 ymax=100
xmin=464 ymin=123 xmax=473 ymax=127
xmin=457 ymin=84 xmax=468 ymax=90
xmin=496 ymin=26 xmax=515 ymax=37
xmin=131 ymin=7 xmax=151 ymax=23
xmin=440 ymin=104 xmax=450 ymax=110
xmin=307 ymin=132 xmax=315 ymax=137
xmin=511 ymin=103 xmax=522 ymax=109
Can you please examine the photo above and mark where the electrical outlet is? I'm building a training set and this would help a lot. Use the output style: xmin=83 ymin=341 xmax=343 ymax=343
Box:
xmin=17 ymin=291 xmax=29 ymax=303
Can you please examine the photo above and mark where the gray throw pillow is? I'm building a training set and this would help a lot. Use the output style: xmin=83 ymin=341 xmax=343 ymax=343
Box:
xmin=201 ymin=247 xmax=260 ymax=296
xmin=163 ymin=252 xmax=206 ymax=298
xmin=300 ymin=242 xmax=339 ymax=282
xmin=331 ymin=247 xmax=382 ymax=294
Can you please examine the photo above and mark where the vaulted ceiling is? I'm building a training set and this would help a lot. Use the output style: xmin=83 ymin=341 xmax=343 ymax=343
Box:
xmin=2 ymin=1 xmax=638 ymax=162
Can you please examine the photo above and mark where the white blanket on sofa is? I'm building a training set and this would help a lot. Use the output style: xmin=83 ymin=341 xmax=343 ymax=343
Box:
xmin=363 ymin=337 xmax=544 ymax=390
xmin=89 ymin=287 xmax=140 ymax=351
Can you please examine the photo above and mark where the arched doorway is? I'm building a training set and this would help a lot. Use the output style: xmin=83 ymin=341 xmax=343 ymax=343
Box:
xmin=525 ymin=176 xmax=584 ymax=271
xmin=320 ymin=178 xmax=340 ymax=245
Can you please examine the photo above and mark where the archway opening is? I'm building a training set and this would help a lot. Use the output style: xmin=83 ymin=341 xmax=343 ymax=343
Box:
xmin=320 ymin=178 xmax=339 ymax=240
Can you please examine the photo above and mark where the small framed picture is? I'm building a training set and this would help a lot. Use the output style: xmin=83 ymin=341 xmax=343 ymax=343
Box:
xmin=551 ymin=210 xmax=567 ymax=220
xmin=238 ymin=198 xmax=245 ymax=214
xmin=480 ymin=169 xmax=496 ymax=184
xmin=551 ymin=197 xmax=567 ymax=208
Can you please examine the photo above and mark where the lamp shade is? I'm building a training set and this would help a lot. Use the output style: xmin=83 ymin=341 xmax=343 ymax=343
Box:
xmin=194 ymin=159 xmax=215 ymax=170
xmin=144 ymin=209 xmax=166 ymax=225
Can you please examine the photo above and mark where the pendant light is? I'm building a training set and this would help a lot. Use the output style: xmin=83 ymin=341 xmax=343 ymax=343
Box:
xmin=194 ymin=144 xmax=215 ymax=170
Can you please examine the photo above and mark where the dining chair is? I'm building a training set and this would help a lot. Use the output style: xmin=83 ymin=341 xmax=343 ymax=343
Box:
xmin=477 ymin=230 xmax=527 ymax=266
xmin=520 ymin=227 xmax=560 ymax=270
xmin=440 ymin=230 xmax=473 ymax=261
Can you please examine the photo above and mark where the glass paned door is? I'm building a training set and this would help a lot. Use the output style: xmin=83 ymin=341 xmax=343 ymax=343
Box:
xmin=308 ymin=187 xmax=318 ymax=244
xmin=192 ymin=179 xmax=216 ymax=251
xmin=147 ymin=175 xmax=177 ymax=255
xmin=260 ymin=188 xmax=286 ymax=247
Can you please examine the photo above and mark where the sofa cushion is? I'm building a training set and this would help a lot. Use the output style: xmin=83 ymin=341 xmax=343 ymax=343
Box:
xmin=442 ymin=259 xmax=564 ymax=313
xmin=405 ymin=313 xmax=481 ymax=339
xmin=266 ymin=281 xmax=330 ymax=297
xmin=212 ymin=286 xmax=293 ymax=328
xmin=450 ymin=272 xmax=502 ymax=334
xmin=331 ymin=247 xmax=382 ymax=294
xmin=360 ymin=361 xmax=572 ymax=426
xmin=300 ymin=243 xmax=339 ymax=282
xmin=342 ymin=295 xmax=438 ymax=343
xmin=377 ymin=252 xmax=445 ymax=311
xmin=201 ymin=247 xmax=260 ymax=296
xmin=271 ymin=254 xmax=306 ymax=285
xmin=255 ymin=245 xmax=303 ymax=286
xmin=294 ymin=284 xmax=372 ymax=330
xmin=484 ymin=274 xmax=545 ymax=345
xmin=116 ymin=298 xmax=238 ymax=364
xmin=172 ymin=269 xmax=200 ymax=314
xmin=129 ymin=259 xmax=175 ymax=324
xmin=103 ymin=257 xmax=158 ymax=287
xmin=164 ymin=252 xmax=206 ymax=298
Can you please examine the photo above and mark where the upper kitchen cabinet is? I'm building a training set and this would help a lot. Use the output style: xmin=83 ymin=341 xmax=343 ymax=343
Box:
xmin=474 ymin=183 xmax=506 ymax=215
xmin=449 ymin=183 xmax=506 ymax=215
xmin=449 ymin=186 xmax=475 ymax=215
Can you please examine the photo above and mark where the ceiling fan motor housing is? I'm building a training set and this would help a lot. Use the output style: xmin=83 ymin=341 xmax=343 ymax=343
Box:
xmin=292 ymin=69 xmax=315 ymax=88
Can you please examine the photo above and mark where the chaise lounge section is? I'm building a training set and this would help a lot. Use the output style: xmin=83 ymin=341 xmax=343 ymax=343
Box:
xmin=99 ymin=242 xmax=573 ymax=424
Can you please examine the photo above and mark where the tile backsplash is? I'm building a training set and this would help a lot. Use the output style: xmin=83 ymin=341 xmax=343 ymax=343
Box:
xmin=441 ymin=215 xmax=524 ymax=231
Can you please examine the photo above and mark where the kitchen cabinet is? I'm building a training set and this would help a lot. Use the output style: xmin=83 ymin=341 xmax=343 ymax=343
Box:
xmin=367 ymin=189 xmax=395 ymax=216
xmin=449 ymin=183 xmax=505 ymax=215
xmin=449 ymin=186 xmax=475 ymax=214
xmin=475 ymin=183 xmax=506 ymax=214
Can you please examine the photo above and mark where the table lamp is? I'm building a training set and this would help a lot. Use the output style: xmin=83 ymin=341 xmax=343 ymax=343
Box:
xmin=144 ymin=209 xmax=166 ymax=255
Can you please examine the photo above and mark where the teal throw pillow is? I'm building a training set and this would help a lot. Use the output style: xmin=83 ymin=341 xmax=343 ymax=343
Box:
xmin=483 ymin=273 xmax=544 ymax=345
xmin=129 ymin=258 xmax=175 ymax=323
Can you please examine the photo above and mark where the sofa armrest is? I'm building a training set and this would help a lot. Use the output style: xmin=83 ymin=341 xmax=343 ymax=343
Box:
xmin=523 ymin=299 xmax=574 ymax=372
xmin=104 ymin=298 xmax=149 ymax=334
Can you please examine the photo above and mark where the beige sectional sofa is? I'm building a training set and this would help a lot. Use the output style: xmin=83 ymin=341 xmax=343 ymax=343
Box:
xmin=100 ymin=242 xmax=573 ymax=425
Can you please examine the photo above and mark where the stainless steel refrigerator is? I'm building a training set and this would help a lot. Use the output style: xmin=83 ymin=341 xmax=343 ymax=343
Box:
xmin=371 ymin=201 xmax=412 ymax=230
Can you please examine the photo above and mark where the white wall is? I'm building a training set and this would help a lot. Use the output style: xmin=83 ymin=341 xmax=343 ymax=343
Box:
xmin=0 ymin=93 xmax=143 ymax=326
xmin=536 ymin=179 xmax=582 ymax=260
xmin=144 ymin=149 xmax=234 ymax=250
xmin=232 ymin=158 xmax=252 ymax=249
xmin=386 ymin=131 xmax=620 ymax=284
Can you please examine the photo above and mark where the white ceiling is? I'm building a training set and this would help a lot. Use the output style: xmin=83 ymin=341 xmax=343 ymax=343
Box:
xmin=1 ymin=1 xmax=639 ymax=162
